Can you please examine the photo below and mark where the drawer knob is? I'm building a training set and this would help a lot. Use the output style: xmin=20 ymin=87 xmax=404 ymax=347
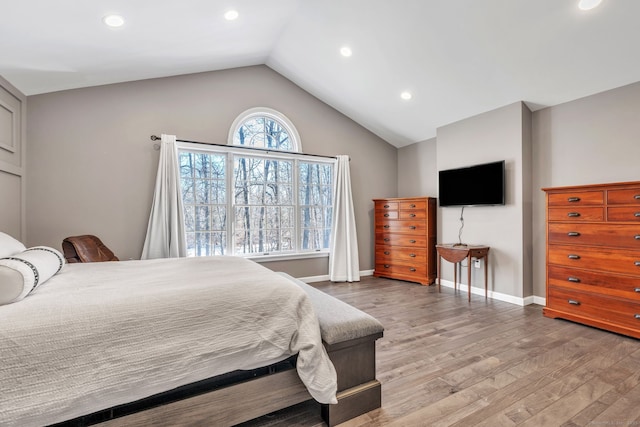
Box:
xmin=635 ymin=195 xmax=640 ymax=200
xmin=384 ymin=251 xmax=390 ymax=255
xmin=567 ymin=232 xmax=581 ymax=237
xmin=635 ymin=261 xmax=640 ymax=267
xmin=409 ymin=253 xmax=416 ymax=257
xmin=567 ymin=212 xmax=581 ymax=217
xmin=635 ymin=212 xmax=640 ymax=217
xmin=410 ymin=204 xmax=416 ymax=208
xmin=568 ymin=197 xmax=581 ymax=202
xmin=409 ymin=240 xmax=416 ymax=243
xmin=384 ymin=204 xmax=390 ymax=208
xmin=384 ymin=238 xmax=390 ymax=242
xmin=634 ymin=288 xmax=640 ymax=293
xmin=410 ymin=213 xmax=417 ymax=217
xmin=568 ymin=299 xmax=581 ymax=306
xmin=409 ymin=226 xmax=417 ymax=230
xmin=383 ymin=225 xmax=390 ymax=229
xmin=384 ymin=213 xmax=390 ymax=217
xmin=635 ymin=235 xmax=640 ymax=240
xmin=567 ymin=277 xmax=581 ymax=283
xmin=384 ymin=264 xmax=390 ymax=268
xmin=568 ymin=254 xmax=581 ymax=260
xmin=635 ymin=314 xmax=640 ymax=320
xmin=409 ymin=268 xmax=417 ymax=272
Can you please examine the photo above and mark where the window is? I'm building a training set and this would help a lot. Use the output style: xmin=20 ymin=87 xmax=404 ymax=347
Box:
xmin=179 ymin=108 xmax=334 ymax=259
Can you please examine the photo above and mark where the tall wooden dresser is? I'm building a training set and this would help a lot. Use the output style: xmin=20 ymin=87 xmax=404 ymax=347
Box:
xmin=373 ymin=197 xmax=437 ymax=285
xmin=543 ymin=181 xmax=640 ymax=338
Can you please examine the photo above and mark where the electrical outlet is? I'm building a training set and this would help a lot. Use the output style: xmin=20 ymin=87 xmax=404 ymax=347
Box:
xmin=474 ymin=259 xmax=481 ymax=269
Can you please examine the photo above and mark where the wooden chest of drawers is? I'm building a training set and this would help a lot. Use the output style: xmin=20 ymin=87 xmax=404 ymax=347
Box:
xmin=373 ymin=197 xmax=437 ymax=285
xmin=543 ymin=181 xmax=640 ymax=338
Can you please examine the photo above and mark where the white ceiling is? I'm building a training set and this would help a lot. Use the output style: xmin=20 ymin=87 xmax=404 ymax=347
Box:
xmin=2 ymin=0 xmax=640 ymax=148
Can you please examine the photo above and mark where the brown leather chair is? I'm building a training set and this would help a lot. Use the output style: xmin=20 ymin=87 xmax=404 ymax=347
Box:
xmin=62 ymin=235 xmax=119 ymax=263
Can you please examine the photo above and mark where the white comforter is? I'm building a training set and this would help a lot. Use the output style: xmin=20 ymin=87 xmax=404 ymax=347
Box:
xmin=0 ymin=256 xmax=337 ymax=427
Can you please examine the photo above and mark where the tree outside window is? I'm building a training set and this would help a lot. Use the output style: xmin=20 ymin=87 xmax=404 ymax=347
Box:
xmin=179 ymin=108 xmax=334 ymax=258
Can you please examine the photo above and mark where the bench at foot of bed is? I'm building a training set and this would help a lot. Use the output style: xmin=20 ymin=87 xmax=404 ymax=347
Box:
xmin=280 ymin=273 xmax=384 ymax=426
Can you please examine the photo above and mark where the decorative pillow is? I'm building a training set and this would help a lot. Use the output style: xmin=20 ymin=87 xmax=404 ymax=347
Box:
xmin=0 ymin=246 xmax=65 ymax=305
xmin=0 ymin=231 xmax=27 ymax=258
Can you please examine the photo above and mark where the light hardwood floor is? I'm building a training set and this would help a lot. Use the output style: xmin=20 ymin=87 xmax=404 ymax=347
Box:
xmin=239 ymin=276 xmax=640 ymax=427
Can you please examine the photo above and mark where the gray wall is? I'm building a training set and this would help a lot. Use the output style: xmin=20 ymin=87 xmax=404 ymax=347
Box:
xmin=397 ymin=83 xmax=640 ymax=302
xmin=531 ymin=81 xmax=640 ymax=298
xmin=436 ymin=102 xmax=533 ymax=299
xmin=25 ymin=65 xmax=397 ymax=277
xmin=397 ymin=137 xmax=437 ymax=198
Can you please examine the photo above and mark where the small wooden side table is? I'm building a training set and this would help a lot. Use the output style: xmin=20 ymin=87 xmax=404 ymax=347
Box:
xmin=436 ymin=244 xmax=490 ymax=302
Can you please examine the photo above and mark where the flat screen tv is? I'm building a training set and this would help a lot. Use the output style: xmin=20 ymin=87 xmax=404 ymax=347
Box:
xmin=438 ymin=160 xmax=505 ymax=207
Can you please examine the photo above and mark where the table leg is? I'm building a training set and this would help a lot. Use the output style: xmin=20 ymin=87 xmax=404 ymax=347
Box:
xmin=453 ymin=262 xmax=457 ymax=292
xmin=484 ymin=255 xmax=488 ymax=299
xmin=467 ymin=253 xmax=472 ymax=302
xmin=437 ymin=254 xmax=441 ymax=293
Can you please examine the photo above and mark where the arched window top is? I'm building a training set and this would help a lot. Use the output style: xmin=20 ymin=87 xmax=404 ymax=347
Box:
xmin=228 ymin=107 xmax=301 ymax=152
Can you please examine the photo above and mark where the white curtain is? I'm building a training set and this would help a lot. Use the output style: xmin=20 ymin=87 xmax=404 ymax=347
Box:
xmin=329 ymin=155 xmax=360 ymax=282
xmin=141 ymin=134 xmax=187 ymax=259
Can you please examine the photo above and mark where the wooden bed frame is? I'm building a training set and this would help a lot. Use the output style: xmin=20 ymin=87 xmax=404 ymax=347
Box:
xmin=53 ymin=329 xmax=382 ymax=427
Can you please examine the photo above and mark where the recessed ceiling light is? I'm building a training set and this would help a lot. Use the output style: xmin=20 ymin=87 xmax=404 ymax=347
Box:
xmin=578 ymin=0 xmax=602 ymax=11
xmin=400 ymin=91 xmax=413 ymax=100
xmin=103 ymin=14 xmax=125 ymax=28
xmin=224 ymin=10 xmax=239 ymax=20
xmin=340 ymin=46 xmax=352 ymax=57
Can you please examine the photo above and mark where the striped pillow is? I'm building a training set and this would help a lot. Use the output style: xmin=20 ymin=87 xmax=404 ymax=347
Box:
xmin=0 ymin=246 xmax=65 ymax=305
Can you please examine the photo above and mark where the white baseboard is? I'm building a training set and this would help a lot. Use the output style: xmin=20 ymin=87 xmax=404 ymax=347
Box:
xmin=298 ymin=272 xmax=545 ymax=306
xmin=299 ymin=269 xmax=374 ymax=283
xmin=531 ymin=295 xmax=546 ymax=306
xmin=438 ymin=279 xmax=543 ymax=306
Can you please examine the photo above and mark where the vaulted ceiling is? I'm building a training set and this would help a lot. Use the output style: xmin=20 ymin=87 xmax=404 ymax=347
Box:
xmin=2 ymin=0 xmax=640 ymax=147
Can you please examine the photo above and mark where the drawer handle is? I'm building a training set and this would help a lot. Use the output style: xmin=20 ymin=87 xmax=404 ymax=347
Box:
xmin=568 ymin=299 xmax=581 ymax=306
xmin=384 ymin=264 xmax=390 ymax=268
xmin=410 ymin=204 xmax=416 ymax=208
xmin=635 ymin=195 xmax=640 ymax=200
xmin=567 ymin=212 xmax=581 ymax=217
xmin=384 ymin=251 xmax=390 ymax=255
xmin=568 ymin=197 xmax=581 ymax=202
xmin=384 ymin=204 xmax=390 ymax=208
xmin=635 ymin=235 xmax=640 ymax=240
xmin=567 ymin=277 xmax=581 ymax=283
xmin=635 ymin=314 xmax=640 ymax=320
xmin=384 ymin=213 xmax=390 ymax=217
xmin=410 ymin=213 xmax=417 ymax=218
xmin=635 ymin=212 xmax=640 ymax=217
xmin=567 ymin=232 xmax=581 ymax=237
xmin=384 ymin=238 xmax=390 ymax=242
xmin=409 ymin=253 xmax=416 ymax=257
xmin=409 ymin=226 xmax=417 ymax=230
xmin=383 ymin=225 xmax=390 ymax=229
xmin=409 ymin=240 xmax=416 ymax=243
xmin=634 ymin=288 xmax=640 ymax=293
xmin=409 ymin=268 xmax=417 ymax=272
xmin=635 ymin=261 xmax=640 ymax=267
xmin=568 ymin=254 xmax=581 ymax=260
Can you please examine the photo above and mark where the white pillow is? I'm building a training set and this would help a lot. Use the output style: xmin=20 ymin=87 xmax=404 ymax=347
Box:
xmin=0 ymin=246 xmax=65 ymax=305
xmin=0 ymin=231 xmax=27 ymax=258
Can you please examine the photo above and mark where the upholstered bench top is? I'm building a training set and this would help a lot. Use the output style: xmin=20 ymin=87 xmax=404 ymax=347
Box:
xmin=278 ymin=273 xmax=384 ymax=346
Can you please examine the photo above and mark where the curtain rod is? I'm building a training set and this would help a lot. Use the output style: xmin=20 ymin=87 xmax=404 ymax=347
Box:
xmin=150 ymin=135 xmax=340 ymax=160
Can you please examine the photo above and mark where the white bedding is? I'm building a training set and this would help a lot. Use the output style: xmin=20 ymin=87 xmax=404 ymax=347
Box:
xmin=0 ymin=256 xmax=337 ymax=427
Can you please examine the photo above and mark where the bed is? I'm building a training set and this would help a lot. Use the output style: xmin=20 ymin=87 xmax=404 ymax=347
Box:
xmin=0 ymin=253 xmax=341 ymax=427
